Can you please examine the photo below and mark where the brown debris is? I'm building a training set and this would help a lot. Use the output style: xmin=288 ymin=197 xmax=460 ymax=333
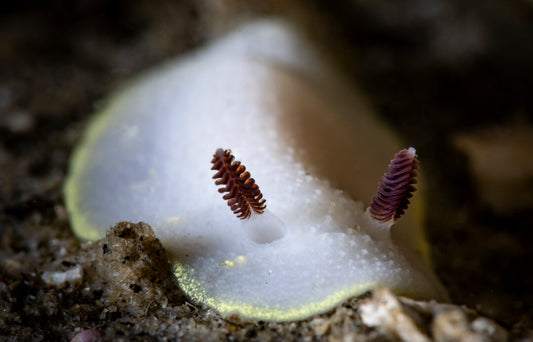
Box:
xmin=80 ymin=222 xmax=186 ymax=317
xmin=454 ymin=126 xmax=533 ymax=214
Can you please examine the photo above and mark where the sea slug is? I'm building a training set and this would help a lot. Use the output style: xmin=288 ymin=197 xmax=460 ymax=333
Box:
xmin=64 ymin=19 xmax=447 ymax=321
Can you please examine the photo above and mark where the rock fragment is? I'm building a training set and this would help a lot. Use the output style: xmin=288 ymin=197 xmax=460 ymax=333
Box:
xmin=360 ymin=289 xmax=430 ymax=342
xmin=360 ymin=289 xmax=508 ymax=342
xmin=80 ymin=221 xmax=185 ymax=317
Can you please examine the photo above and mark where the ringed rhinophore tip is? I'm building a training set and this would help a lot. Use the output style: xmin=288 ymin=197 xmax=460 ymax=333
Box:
xmin=211 ymin=148 xmax=267 ymax=219
xmin=369 ymin=147 xmax=418 ymax=223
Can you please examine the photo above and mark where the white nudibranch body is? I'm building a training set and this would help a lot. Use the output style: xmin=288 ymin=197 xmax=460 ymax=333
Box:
xmin=65 ymin=19 xmax=447 ymax=321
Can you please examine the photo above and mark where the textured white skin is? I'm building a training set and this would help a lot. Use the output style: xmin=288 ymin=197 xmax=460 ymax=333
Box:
xmin=65 ymin=20 xmax=447 ymax=321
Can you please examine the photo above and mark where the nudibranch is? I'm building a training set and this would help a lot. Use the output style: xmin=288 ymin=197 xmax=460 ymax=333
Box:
xmin=64 ymin=19 xmax=447 ymax=321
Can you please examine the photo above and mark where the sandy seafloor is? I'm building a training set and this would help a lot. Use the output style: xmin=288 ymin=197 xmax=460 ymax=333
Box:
xmin=1 ymin=1 xmax=532 ymax=341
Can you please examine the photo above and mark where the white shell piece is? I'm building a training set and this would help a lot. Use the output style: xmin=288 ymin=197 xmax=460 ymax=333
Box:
xmin=65 ymin=19 xmax=447 ymax=321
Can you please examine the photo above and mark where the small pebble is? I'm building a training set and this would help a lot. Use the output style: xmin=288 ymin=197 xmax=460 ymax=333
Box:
xmin=70 ymin=329 xmax=103 ymax=342
xmin=42 ymin=265 xmax=83 ymax=286
xmin=1 ymin=110 xmax=34 ymax=133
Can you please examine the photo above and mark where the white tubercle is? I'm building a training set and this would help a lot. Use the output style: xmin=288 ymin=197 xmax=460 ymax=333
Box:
xmin=363 ymin=208 xmax=395 ymax=241
xmin=244 ymin=210 xmax=286 ymax=244
xmin=65 ymin=19 xmax=447 ymax=321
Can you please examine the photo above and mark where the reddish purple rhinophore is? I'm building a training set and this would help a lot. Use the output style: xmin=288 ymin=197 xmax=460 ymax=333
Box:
xmin=369 ymin=148 xmax=418 ymax=223
xmin=211 ymin=148 xmax=266 ymax=219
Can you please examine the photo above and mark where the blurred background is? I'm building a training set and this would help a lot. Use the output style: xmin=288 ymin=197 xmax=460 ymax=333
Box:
xmin=1 ymin=0 xmax=532 ymax=334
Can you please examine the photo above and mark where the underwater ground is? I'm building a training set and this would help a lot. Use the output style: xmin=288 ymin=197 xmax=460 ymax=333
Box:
xmin=1 ymin=1 xmax=532 ymax=341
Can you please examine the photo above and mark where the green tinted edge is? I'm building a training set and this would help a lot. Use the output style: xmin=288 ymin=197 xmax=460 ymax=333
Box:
xmin=174 ymin=262 xmax=379 ymax=322
xmin=64 ymin=91 xmax=129 ymax=241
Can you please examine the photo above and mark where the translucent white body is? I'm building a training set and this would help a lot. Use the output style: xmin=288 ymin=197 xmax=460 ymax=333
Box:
xmin=65 ymin=20 xmax=447 ymax=321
